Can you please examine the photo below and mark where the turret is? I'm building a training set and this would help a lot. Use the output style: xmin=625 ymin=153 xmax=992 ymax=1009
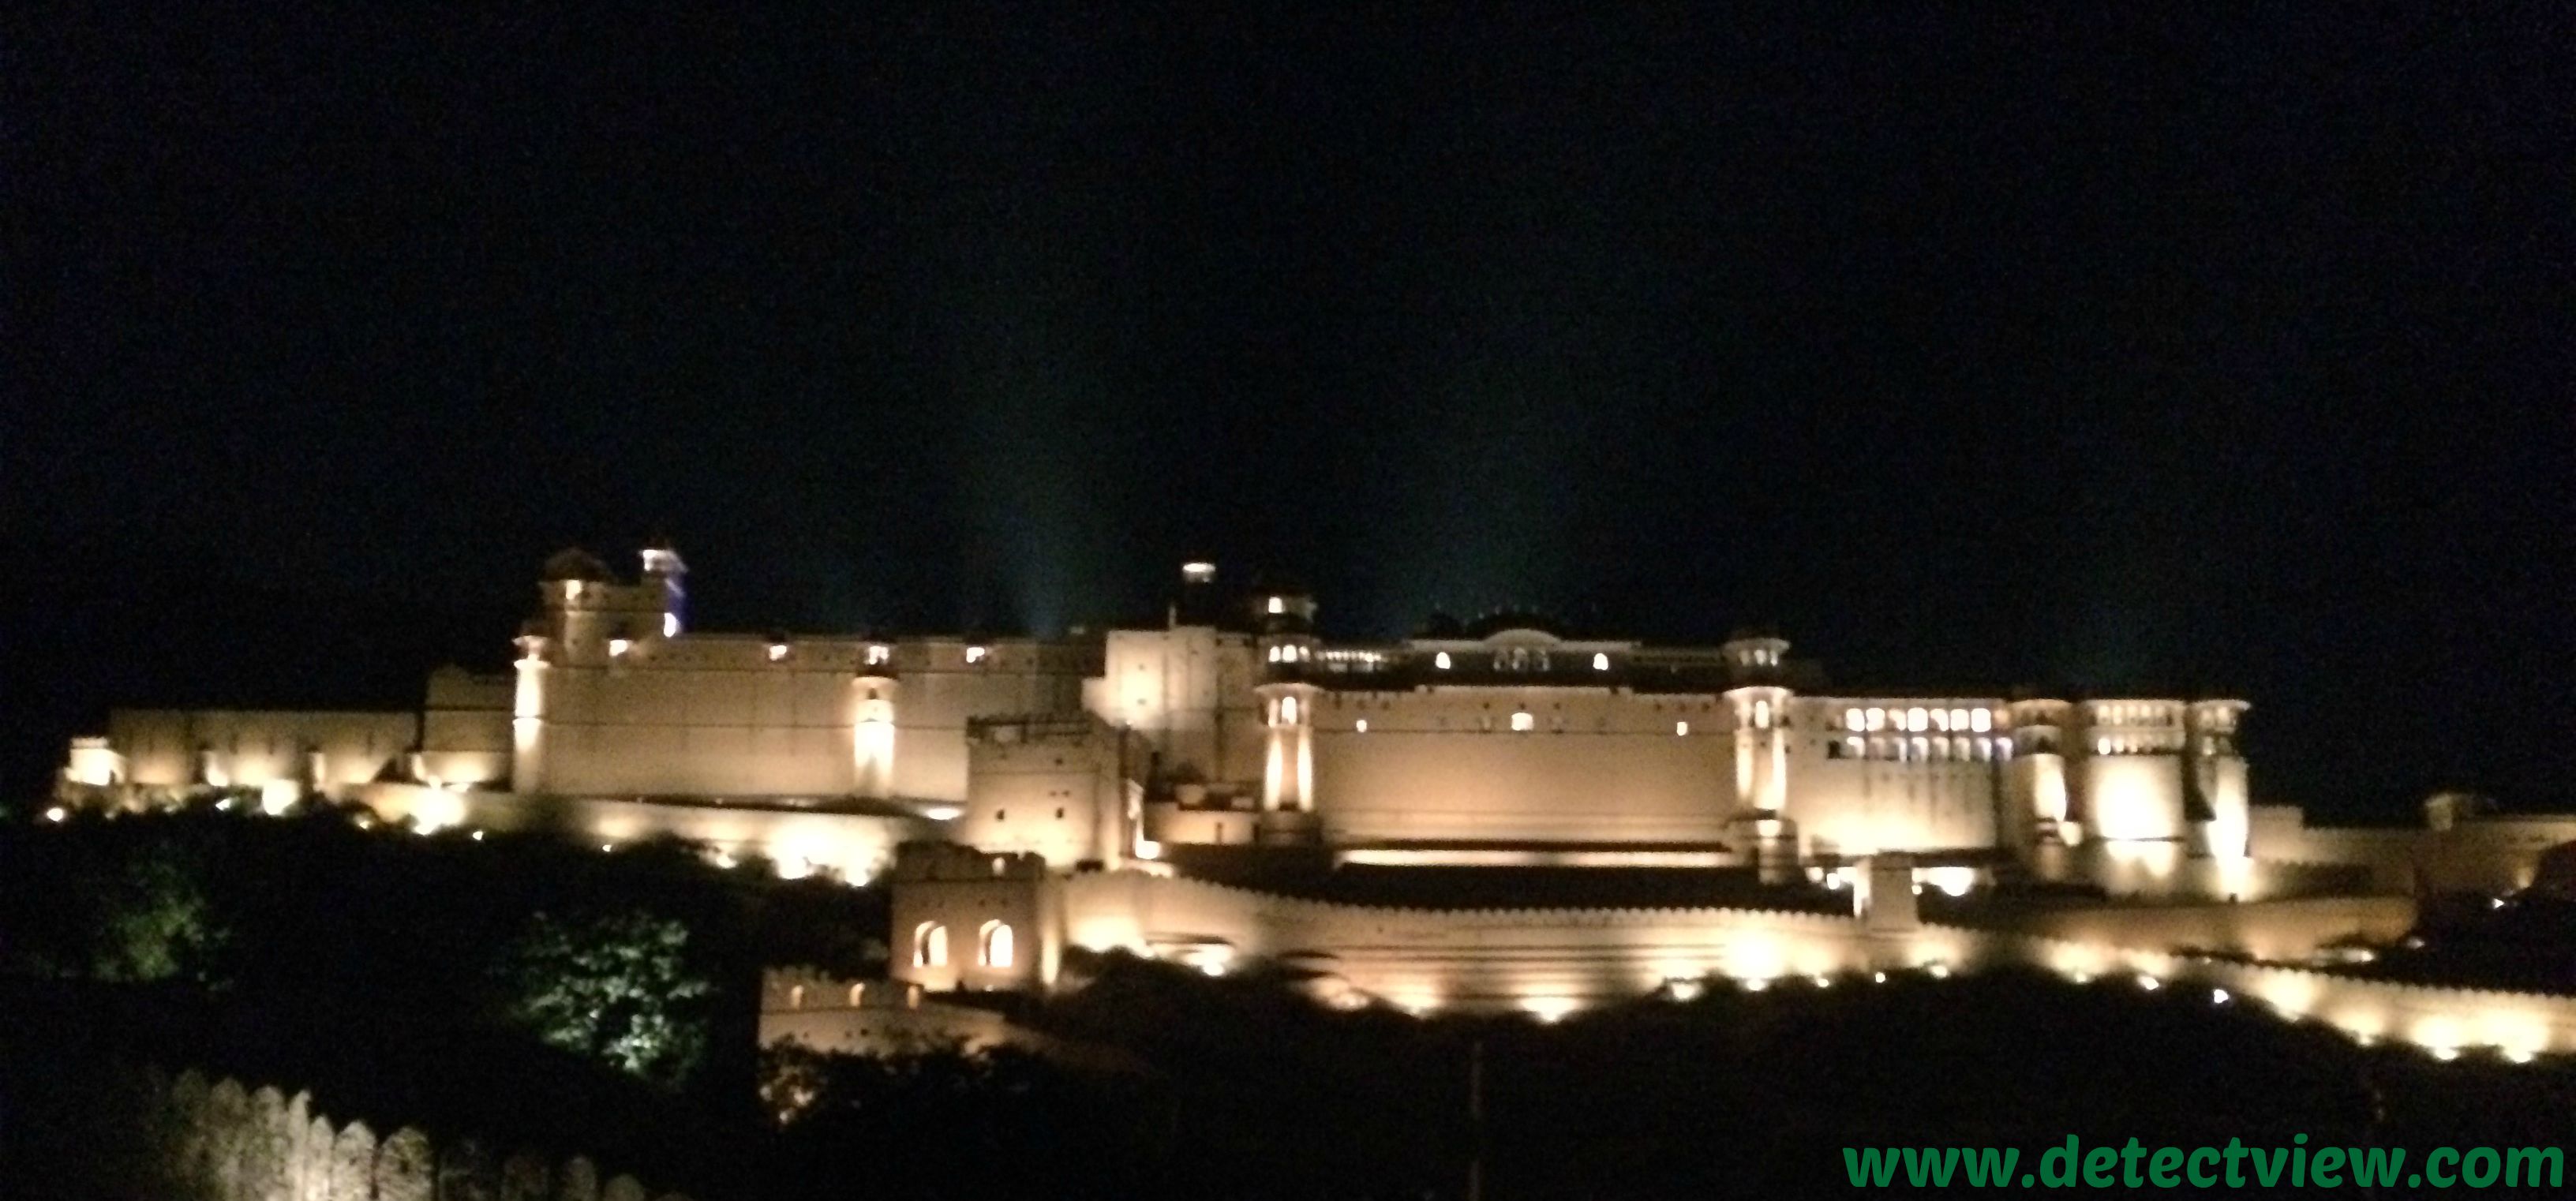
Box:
xmin=1720 ymin=633 xmax=1790 ymax=685
xmin=641 ymin=541 xmax=688 ymax=638
xmin=1253 ymin=679 xmax=1320 ymax=844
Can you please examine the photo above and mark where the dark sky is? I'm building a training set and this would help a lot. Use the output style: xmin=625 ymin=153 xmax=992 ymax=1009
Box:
xmin=6 ymin=5 xmax=2571 ymax=819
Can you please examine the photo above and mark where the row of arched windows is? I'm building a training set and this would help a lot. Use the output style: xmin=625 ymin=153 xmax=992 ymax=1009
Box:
xmin=1838 ymin=706 xmax=1996 ymax=734
xmin=912 ymin=919 xmax=1014 ymax=969
xmin=1829 ymin=735 xmax=2013 ymax=763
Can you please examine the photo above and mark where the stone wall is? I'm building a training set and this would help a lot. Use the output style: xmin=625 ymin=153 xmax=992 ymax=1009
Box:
xmin=71 ymin=1066 xmax=698 ymax=1201
xmin=1965 ymin=926 xmax=2576 ymax=1061
xmin=1052 ymin=869 xmax=1917 ymax=1015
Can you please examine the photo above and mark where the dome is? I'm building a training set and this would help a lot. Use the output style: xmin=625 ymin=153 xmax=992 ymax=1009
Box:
xmin=1464 ymin=608 xmax=1571 ymax=640
xmin=540 ymin=548 xmax=614 ymax=582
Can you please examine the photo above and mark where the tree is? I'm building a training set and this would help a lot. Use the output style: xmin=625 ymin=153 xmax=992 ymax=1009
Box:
xmin=490 ymin=908 xmax=714 ymax=1090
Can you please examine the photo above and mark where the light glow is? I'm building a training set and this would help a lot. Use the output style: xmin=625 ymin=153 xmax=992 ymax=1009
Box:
xmin=608 ymin=638 xmax=631 ymax=657
xmin=1593 ymin=653 xmax=1610 ymax=671
xmin=768 ymin=642 xmax=789 ymax=661
xmin=965 ymin=645 xmax=987 ymax=664
xmin=43 ymin=806 xmax=68 ymax=823
xmin=1510 ymin=710 xmax=1533 ymax=731
xmin=1522 ymin=995 xmax=1578 ymax=1023
xmin=1434 ymin=652 xmax=1451 ymax=670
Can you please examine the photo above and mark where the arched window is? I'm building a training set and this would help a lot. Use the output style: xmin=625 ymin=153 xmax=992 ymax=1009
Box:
xmin=913 ymin=922 xmax=949 ymax=968
xmin=1510 ymin=710 xmax=1533 ymax=731
xmin=1280 ymin=695 xmax=1299 ymax=724
xmin=1434 ymin=652 xmax=1452 ymax=670
xmin=1866 ymin=708 xmax=1886 ymax=731
xmin=1911 ymin=736 xmax=1929 ymax=761
xmin=1593 ymin=653 xmax=1611 ymax=672
xmin=788 ymin=984 xmax=806 ymax=1009
xmin=1907 ymin=707 xmax=1928 ymax=732
xmin=979 ymin=920 xmax=1015 ymax=968
xmin=1844 ymin=708 xmax=1863 ymax=731
xmin=1970 ymin=709 xmax=1991 ymax=732
xmin=1753 ymin=699 xmax=1772 ymax=728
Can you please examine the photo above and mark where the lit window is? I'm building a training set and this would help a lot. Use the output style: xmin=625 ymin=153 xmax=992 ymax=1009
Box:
xmin=1866 ymin=708 xmax=1885 ymax=731
xmin=1970 ymin=709 xmax=1991 ymax=732
xmin=978 ymin=920 xmax=1014 ymax=968
xmin=866 ymin=644 xmax=890 ymax=666
xmin=1355 ymin=719 xmax=1369 ymax=733
xmin=965 ymin=645 xmax=987 ymax=664
xmin=1997 ymin=740 xmax=2012 ymax=761
xmin=914 ymin=922 xmax=949 ymax=967
xmin=1675 ymin=721 xmax=1690 ymax=736
xmin=1265 ymin=645 xmax=1279 ymax=663
xmin=1845 ymin=736 xmax=1864 ymax=758
xmin=767 ymin=642 xmax=789 ymax=662
xmin=608 ymin=638 xmax=631 ymax=657
xmin=1911 ymin=736 xmax=1929 ymax=760
xmin=1932 ymin=709 xmax=1949 ymax=731
xmin=1434 ymin=652 xmax=1451 ymax=670
xmin=1907 ymin=707 xmax=1927 ymax=732
xmin=1267 ymin=596 xmax=1285 ymax=615
xmin=1511 ymin=711 xmax=1533 ymax=731
xmin=662 ymin=612 xmax=680 ymax=638
xmin=1844 ymin=708 xmax=1863 ymax=731
xmin=1753 ymin=699 xmax=1772 ymax=728
xmin=1280 ymin=696 xmax=1299 ymax=724
xmin=2097 ymin=737 xmax=2114 ymax=755
xmin=1593 ymin=653 xmax=1610 ymax=671
xmin=1953 ymin=736 xmax=1971 ymax=759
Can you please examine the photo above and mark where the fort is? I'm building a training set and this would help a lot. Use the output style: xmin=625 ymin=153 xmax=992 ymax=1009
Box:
xmin=54 ymin=547 xmax=2576 ymax=1049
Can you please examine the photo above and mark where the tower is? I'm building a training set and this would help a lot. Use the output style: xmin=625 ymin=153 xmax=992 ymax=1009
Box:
xmin=1253 ymin=579 xmax=1321 ymax=844
xmin=852 ymin=667 xmax=900 ymax=800
xmin=2188 ymin=700 xmax=2251 ymax=859
xmin=1720 ymin=634 xmax=1797 ymax=879
xmin=2004 ymin=698 xmax=2073 ymax=878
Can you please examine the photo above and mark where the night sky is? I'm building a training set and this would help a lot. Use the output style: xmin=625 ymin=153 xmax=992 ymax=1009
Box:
xmin=6 ymin=6 xmax=2570 ymax=819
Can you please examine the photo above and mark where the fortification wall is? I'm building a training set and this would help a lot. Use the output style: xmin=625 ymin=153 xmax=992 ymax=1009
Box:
xmin=1964 ymin=927 xmax=2576 ymax=1061
xmin=355 ymin=784 xmax=926 ymax=884
xmin=1960 ymin=896 xmax=2417 ymax=963
xmin=58 ymin=1066 xmax=692 ymax=1201
xmin=1054 ymin=870 xmax=1916 ymax=1013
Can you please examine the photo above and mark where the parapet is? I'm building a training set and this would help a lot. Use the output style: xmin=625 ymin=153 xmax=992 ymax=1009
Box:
xmin=889 ymin=840 xmax=1051 ymax=883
